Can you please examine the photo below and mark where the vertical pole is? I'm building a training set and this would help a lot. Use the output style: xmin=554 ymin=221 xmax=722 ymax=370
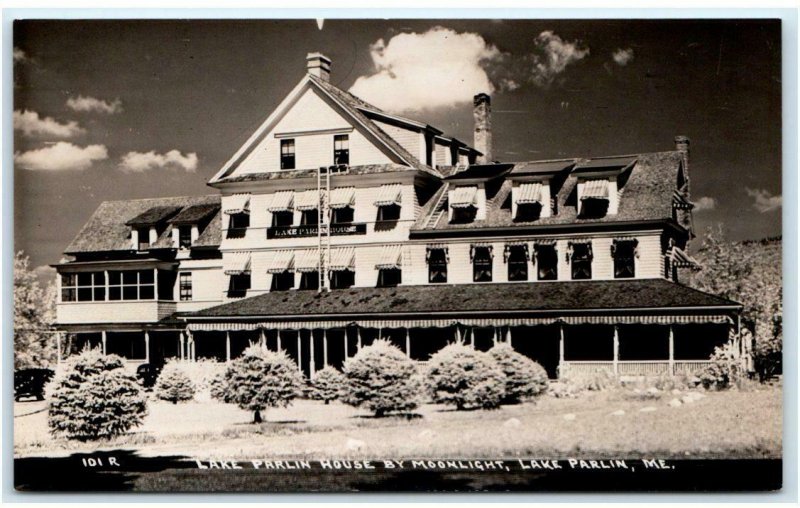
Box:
xmin=323 ymin=329 xmax=329 ymax=367
xmin=344 ymin=328 xmax=349 ymax=358
xmin=506 ymin=327 xmax=512 ymax=347
xmin=144 ymin=330 xmax=150 ymax=364
xmin=357 ymin=327 xmax=362 ymax=350
xmin=188 ymin=331 xmax=195 ymax=362
xmin=277 ymin=330 xmax=282 ymax=351
xmin=260 ymin=328 xmax=266 ymax=350
xmin=101 ymin=330 xmax=107 ymax=355
xmin=56 ymin=332 xmax=62 ymax=364
xmin=612 ymin=325 xmax=619 ymax=375
xmin=297 ymin=331 xmax=302 ymax=373
xmin=559 ymin=324 xmax=565 ymax=364
xmin=455 ymin=325 xmax=461 ymax=343
xmin=378 ymin=327 xmax=382 ymax=341
xmin=226 ymin=331 xmax=231 ymax=362
xmin=492 ymin=327 xmax=497 ymax=345
xmin=179 ymin=332 xmax=185 ymax=361
xmin=668 ymin=325 xmax=675 ymax=376
xmin=405 ymin=328 xmax=411 ymax=358
xmin=309 ymin=329 xmax=316 ymax=379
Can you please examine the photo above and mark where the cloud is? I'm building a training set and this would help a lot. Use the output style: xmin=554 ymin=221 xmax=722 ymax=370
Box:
xmin=612 ymin=48 xmax=634 ymax=66
xmin=13 ymin=47 xmax=28 ymax=63
xmin=15 ymin=142 xmax=108 ymax=171
xmin=349 ymin=27 xmax=502 ymax=112
xmin=34 ymin=265 xmax=57 ymax=286
xmin=66 ymin=95 xmax=123 ymax=114
xmin=119 ymin=150 xmax=199 ymax=173
xmin=692 ymin=196 xmax=717 ymax=212
xmin=745 ymin=188 xmax=782 ymax=213
xmin=13 ymin=110 xmax=85 ymax=138
xmin=529 ymin=31 xmax=590 ymax=87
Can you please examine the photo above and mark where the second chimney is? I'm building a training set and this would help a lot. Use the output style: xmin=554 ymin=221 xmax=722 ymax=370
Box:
xmin=306 ymin=52 xmax=331 ymax=82
xmin=473 ymin=93 xmax=492 ymax=164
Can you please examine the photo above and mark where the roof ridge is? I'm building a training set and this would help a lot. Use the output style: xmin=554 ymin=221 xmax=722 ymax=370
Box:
xmin=97 ymin=194 xmax=219 ymax=205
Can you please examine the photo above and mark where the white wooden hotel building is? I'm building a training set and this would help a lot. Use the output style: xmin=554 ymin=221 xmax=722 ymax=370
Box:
xmin=54 ymin=53 xmax=743 ymax=378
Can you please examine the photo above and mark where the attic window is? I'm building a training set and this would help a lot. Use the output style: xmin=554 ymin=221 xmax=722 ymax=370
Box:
xmin=579 ymin=179 xmax=610 ymax=218
xmin=281 ymin=139 xmax=296 ymax=170
xmin=333 ymin=134 xmax=349 ymax=165
xmin=137 ymin=227 xmax=151 ymax=250
xmin=178 ymin=226 xmax=192 ymax=249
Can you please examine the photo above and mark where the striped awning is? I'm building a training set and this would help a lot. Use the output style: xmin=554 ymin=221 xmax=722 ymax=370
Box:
xmin=450 ymin=185 xmax=478 ymax=208
xmin=267 ymin=191 xmax=294 ymax=212
xmin=330 ymin=187 xmax=356 ymax=209
xmin=580 ymin=179 xmax=609 ymax=200
xmin=295 ymin=190 xmax=319 ymax=211
xmin=223 ymin=252 xmax=251 ymax=275
xmin=223 ymin=193 xmax=251 ymax=215
xmin=375 ymin=245 xmax=403 ymax=269
xmin=329 ymin=247 xmax=356 ymax=271
xmin=266 ymin=250 xmax=295 ymax=274
xmin=515 ymin=182 xmax=543 ymax=204
xmin=295 ymin=249 xmax=320 ymax=273
xmin=670 ymin=247 xmax=701 ymax=270
xmin=374 ymin=184 xmax=403 ymax=206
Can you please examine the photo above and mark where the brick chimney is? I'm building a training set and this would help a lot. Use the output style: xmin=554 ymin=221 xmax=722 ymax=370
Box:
xmin=306 ymin=52 xmax=331 ymax=82
xmin=473 ymin=93 xmax=492 ymax=164
xmin=674 ymin=135 xmax=690 ymax=189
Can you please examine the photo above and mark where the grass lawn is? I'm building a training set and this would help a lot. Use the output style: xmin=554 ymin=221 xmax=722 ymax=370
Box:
xmin=14 ymin=384 xmax=781 ymax=460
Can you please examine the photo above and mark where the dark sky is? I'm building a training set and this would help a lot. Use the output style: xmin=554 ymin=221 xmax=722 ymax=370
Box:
xmin=13 ymin=19 xmax=782 ymax=275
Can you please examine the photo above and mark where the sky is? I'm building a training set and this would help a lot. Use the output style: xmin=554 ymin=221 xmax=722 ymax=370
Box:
xmin=13 ymin=18 xmax=782 ymax=281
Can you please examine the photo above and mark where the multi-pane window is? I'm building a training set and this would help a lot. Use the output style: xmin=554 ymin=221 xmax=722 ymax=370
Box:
xmin=330 ymin=270 xmax=355 ymax=290
xmin=137 ymin=227 xmax=150 ymax=250
xmin=506 ymin=245 xmax=529 ymax=281
xmin=271 ymin=271 xmax=294 ymax=291
xmin=333 ymin=134 xmax=349 ymax=165
xmin=535 ymin=244 xmax=558 ymax=281
xmin=570 ymin=242 xmax=593 ymax=280
xmin=299 ymin=271 xmax=319 ymax=291
xmin=613 ymin=240 xmax=637 ymax=279
xmin=472 ymin=246 xmax=493 ymax=282
xmin=108 ymin=270 xmax=155 ymax=301
xmin=271 ymin=211 xmax=293 ymax=228
xmin=377 ymin=268 xmax=402 ymax=288
xmin=301 ymin=209 xmax=319 ymax=226
xmin=179 ymin=272 xmax=193 ymax=301
xmin=331 ymin=206 xmax=354 ymax=225
xmin=227 ymin=213 xmax=249 ymax=238
xmin=178 ymin=226 xmax=192 ymax=249
xmin=227 ymin=273 xmax=251 ymax=298
xmin=427 ymin=248 xmax=448 ymax=283
xmin=280 ymin=139 xmax=296 ymax=169
xmin=60 ymin=272 xmax=106 ymax=302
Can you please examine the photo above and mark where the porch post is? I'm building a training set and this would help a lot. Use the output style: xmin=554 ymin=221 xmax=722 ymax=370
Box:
xmin=323 ymin=329 xmax=329 ymax=367
xmin=144 ymin=330 xmax=150 ymax=364
xmin=101 ymin=330 xmax=107 ymax=355
xmin=276 ymin=330 xmax=282 ymax=351
xmin=56 ymin=332 xmax=63 ymax=364
xmin=344 ymin=328 xmax=349 ymax=358
xmin=179 ymin=332 xmax=185 ymax=361
xmin=226 ymin=331 xmax=231 ymax=361
xmin=309 ymin=329 xmax=316 ymax=378
xmin=357 ymin=327 xmax=362 ymax=350
xmin=297 ymin=331 xmax=302 ymax=372
xmin=405 ymin=328 xmax=411 ymax=357
xmin=612 ymin=326 xmax=619 ymax=375
xmin=668 ymin=325 xmax=675 ymax=376
xmin=492 ymin=327 xmax=497 ymax=345
xmin=378 ymin=327 xmax=382 ymax=341
xmin=506 ymin=327 xmax=512 ymax=347
xmin=188 ymin=331 xmax=195 ymax=362
xmin=559 ymin=324 xmax=565 ymax=364
xmin=260 ymin=328 xmax=266 ymax=350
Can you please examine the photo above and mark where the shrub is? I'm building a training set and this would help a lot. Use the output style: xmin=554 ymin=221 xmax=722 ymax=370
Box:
xmin=488 ymin=342 xmax=549 ymax=403
xmin=175 ymin=358 xmax=226 ymax=401
xmin=559 ymin=368 xmax=619 ymax=393
xmin=310 ymin=366 xmax=344 ymax=404
xmin=341 ymin=339 xmax=421 ymax=417
xmin=699 ymin=341 xmax=743 ymax=390
xmin=47 ymin=349 xmax=147 ymax=441
xmin=218 ymin=346 xmax=304 ymax=423
xmin=154 ymin=363 xmax=196 ymax=404
xmin=426 ymin=343 xmax=507 ymax=410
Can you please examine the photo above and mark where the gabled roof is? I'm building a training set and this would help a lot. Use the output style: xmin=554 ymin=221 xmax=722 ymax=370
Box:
xmin=64 ymin=195 xmax=221 ymax=254
xmin=444 ymin=163 xmax=514 ymax=181
xmin=508 ymin=159 xmax=576 ymax=177
xmin=217 ymin=163 xmax=424 ymax=184
xmin=185 ymin=279 xmax=740 ymax=319
xmin=573 ymin=155 xmax=637 ymax=173
xmin=125 ymin=206 xmax=182 ymax=227
xmin=168 ymin=203 xmax=220 ymax=225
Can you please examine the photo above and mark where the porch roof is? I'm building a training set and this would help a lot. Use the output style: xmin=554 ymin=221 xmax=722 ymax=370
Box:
xmin=184 ymin=279 xmax=740 ymax=321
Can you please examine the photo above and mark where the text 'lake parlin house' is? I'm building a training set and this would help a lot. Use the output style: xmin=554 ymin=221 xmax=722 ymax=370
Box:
xmin=54 ymin=52 xmax=748 ymax=379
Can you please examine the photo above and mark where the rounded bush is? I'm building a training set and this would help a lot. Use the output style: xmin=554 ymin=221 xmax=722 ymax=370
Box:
xmin=310 ymin=366 xmax=345 ymax=404
xmin=699 ymin=341 xmax=742 ymax=390
xmin=154 ymin=363 xmax=196 ymax=404
xmin=488 ymin=342 xmax=549 ymax=403
xmin=426 ymin=343 xmax=507 ymax=410
xmin=48 ymin=349 xmax=147 ymax=441
xmin=341 ymin=339 xmax=421 ymax=417
xmin=219 ymin=345 xmax=304 ymax=423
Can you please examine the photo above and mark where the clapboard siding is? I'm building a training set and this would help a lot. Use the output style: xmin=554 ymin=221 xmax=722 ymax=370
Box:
xmin=372 ymin=120 xmax=421 ymax=160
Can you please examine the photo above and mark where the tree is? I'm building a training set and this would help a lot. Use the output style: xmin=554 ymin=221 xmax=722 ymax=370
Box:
xmin=14 ymin=251 xmax=58 ymax=369
xmin=309 ymin=366 xmax=344 ymax=404
xmin=218 ymin=346 xmax=304 ymax=423
xmin=489 ymin=342 xmax=549 ymax=403
xmin=48 ymin=349 xmax=147 ymax=441
xmin=425 ymin=343 xmax=507 ymax=410
xmin=687 ymin=226 xmax=782 ymax=379
xmin=154 ymin=363 xmax=196 ymax=404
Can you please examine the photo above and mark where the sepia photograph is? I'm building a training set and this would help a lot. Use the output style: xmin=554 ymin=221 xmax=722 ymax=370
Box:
xmin=11 ymin=16 xmax=783 ymax=493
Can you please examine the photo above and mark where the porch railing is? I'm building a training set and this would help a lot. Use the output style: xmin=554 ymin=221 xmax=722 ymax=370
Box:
xmin=560 ymin=360 xmax=711 ymax=377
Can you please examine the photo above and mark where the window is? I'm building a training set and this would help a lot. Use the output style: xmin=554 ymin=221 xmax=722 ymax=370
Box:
xmin=570 ymin=242 xmax=593 ymax=280
xmin=427 ymin=248 xmax=448 ymax=283
xmin=271 ymin=271 xmax=294 ymax=291
xmin=515 ymin=203 xmax=542 ymax=222
xmin=506 ymin=245 xmax=529 ymax=281
xmin=472 ymin=246 xmax=493 ymax=282
xmin=330 ymin=270 xmax=354 ymax=290
xmin=377 ymin=204 xmax=401 ymax=223
xmin=451 ymin=206 xmax=477 ymax=224
xmin=227 ymin=213 xmax=249 ymax=238
xmin=178 ymin=226 xmax=192 ymax=249
xmin=137 ymin=227 xmax=150 ymax=250
xmin=179 ymin=272 xmax=192 ymax=301
xmin=60 ymin=272 xmax=105 ymax=302
xmin=280 ymin=139 xmax=295 ymax=169
xmin=333 ymin=134 xmax=349 ymax=165
xmin=227 ymin=273 xmax=251 ymax=298
xmin=301 ymin=209 xmax=319 ymax=226
xmin=377 ymin=268 xmax=402 ymax=287
xmin=535 ymin=244 xmax=558 ymax=281
xmin=299 ymin=271 xmax=319 ymax=291
xmin=271 ymin=211 xmax=293 ymax=228
xmin=108 ymin=270 xmax=155 ymax=301
xmin=331 ymin=206 xmax=354 ymax=225
xmin=613 ymin=240 xmax=637 ymax=279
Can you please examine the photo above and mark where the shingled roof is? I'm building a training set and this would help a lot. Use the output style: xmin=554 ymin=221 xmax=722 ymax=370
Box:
xmin=185 ymin=279 xmax=739 ymax=320
xmin=64 ymin=195 xmax=221 ymax=254
xmin=218 ymin=163 xmax=425 ymax=184
xmin=168 ymin=203 xmax=220 ymax=225
xmin=413 ymin=151 xmax=685 ymax=233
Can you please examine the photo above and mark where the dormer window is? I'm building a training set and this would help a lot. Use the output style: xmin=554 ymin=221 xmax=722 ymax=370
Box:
xmin=178 ymin=226 xmax=192 ymax=249
xmin=450 ymin=185 xmax=479 ymax=224
xmin=568 ymin=241 xmax=593 ymax=280
xmin=579 ymin=179 xmax=610 ymax=218
xmin=137 ymin=227 xmax=151 ymax=250
xmin=333 ymin=134 xmax=349 ymax=165
xmin=280 ymin=139 xmax=296 ymax=169
xmin=514 ymin=182 xmax=545 ymax=222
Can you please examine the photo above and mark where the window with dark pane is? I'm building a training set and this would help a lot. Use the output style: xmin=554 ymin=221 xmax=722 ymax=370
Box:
xmin=570 ymin=243 xmax=593 ymax=280
xmin=300 ymin=271 xmax=319 ymax=291
xmin=507 ymin=245 xmax=529 ymax=281
xmin=228 ymin=273 xmax=251 ymax=298
xmin=377 ymin=268 xmax=402 ymax=288
xmin=535 ymin=244 xmax=558 ymax=281
xmin=428 ymin=248 xmax=448 ymax=284
xmin=280 ymin=139 xmax=296 ymax=169
xmin=472 ymin=246 xmax=493 ymax=282
xmin=331 ymin=206 xmax=354 ymax=225
xmin=271 ymin=210 xmax=293 ymax=228
xmin=179 ymin=272 xmax=193 ymax=301
xmin=613 ymin=240 xmax=637 ymax=278
xmin=330 ymin=270 xmax=354 ymax=290
xmin=333 ymin=134 xmax=349 ymax=165
xmin=178 ymin=226 xmax=192 ymax=248
xmin=271 ymin=271 xmax=294 ymax=291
